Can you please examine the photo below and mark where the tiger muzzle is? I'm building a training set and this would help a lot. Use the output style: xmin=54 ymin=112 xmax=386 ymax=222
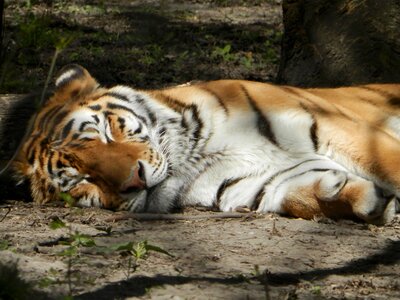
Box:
xmin=120 ymin=161 xmax=147 ymax=193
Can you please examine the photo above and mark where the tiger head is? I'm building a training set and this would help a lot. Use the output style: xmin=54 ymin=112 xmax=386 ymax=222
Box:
xmin=13 ymin=65 xmax=168 ymax=210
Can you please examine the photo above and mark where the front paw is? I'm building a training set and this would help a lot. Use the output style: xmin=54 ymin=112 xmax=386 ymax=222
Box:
xmin=69 ymin=182 xmax=122 ymax=209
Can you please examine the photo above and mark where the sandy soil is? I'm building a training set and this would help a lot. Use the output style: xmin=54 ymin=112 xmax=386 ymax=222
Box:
xmin=0 ymin=201 xmax=399 ymax=299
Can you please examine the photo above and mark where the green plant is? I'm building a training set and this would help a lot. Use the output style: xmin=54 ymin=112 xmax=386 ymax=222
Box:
xmin=59 ymin=192 xmax=76 ymax=208
xmin=48 ymin=217 xmax=96 ymax=296
xmin=138 ymin=44 xmax=165 ymax=66
xmin=240 ymin=52 xmax=254 ymax=69
xmin=310 ymin=285 xmax=322 ymax=295
xmin=109 ymin=240 xmax=173 ymax=280
xmin=47 ymin=217 xmax=172 ymax=296
xmin=211 ymin=44 xmax=234 ymax=62
xmin=39 ymin=34 xmax=73 ymax=106
xmin=0 ymin=239 xmax=9 ymax=250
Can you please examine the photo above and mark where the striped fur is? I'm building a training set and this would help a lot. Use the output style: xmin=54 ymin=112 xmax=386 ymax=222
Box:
xmin=13 ymin=65 xmax=400 ymax=223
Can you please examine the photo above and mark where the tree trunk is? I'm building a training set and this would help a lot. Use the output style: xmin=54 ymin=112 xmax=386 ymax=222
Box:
xmin=278 ymin=0 xmax=400 ymax=87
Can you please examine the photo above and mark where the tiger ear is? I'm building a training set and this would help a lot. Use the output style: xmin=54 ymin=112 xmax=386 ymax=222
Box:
xmin=53 ymin=64 xmax=99 ymax=101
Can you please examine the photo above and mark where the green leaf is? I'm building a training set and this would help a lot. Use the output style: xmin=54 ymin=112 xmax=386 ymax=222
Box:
xmin=132 ymin=241 xmax=148 ymax=259
xmin=38 ymin=276 xmax=58 ymax=288
xmin=70 ymin=233 xmax=96 ymax=247
xmin=221 ymin=44 xmax=231 ymax=55
xmin=55 ymin=35 xmax=74 ymax=51
xmin=59 ymin=192 xmax=76 ymax=207
xmin=106 ymin=240 xmax=173 ymax=258
xmin=49 ymin=217 xmax=66 ymax=230
xmin=0 ymin=239 xmax=9 ymax=250
xmin=144 ymin=242 xmax=174 ymax=257
xmin=108 ymin=241 xmax=134 ymax=252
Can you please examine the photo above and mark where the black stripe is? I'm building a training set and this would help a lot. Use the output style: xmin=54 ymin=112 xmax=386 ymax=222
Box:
xmin=47 ymin=151 xmax=54 ymax=175
xmin=200 ymin=87 xmax=229 ymax=115
xmin=135 ymin=94 xmax=145 ymax=104
xmin=25 ymin=134 xmax=40 ymax=164
xmin=92 ymin=114 xmax=100 ymax=124
xmin=88 ymin=104 xmax=102 ymax=111
xmin=48 ymin=185 xmax=56 ymax=194
xmin=106 ymin=102 xmax=147 ymax=124
xmin=180 ymin=116 xmax=189 ymax=132
xmin=106 ymin=91 xmax=130 ymax=102
xmin=103 ymin=110 xmax=114 ymax=117
xmin=310 ymin=119 xmax=319 ymax=151
xmin=240 ymin=85 xmax=278 ymax=146
xmin=56 ymin=158 xmax=66 ymax=169
xmin=190 ymin=105 xmax=203 ymax=143
xmin=158 ymin=94 xmax=190 ymax=113
xmin=38 ymin=105 xmax=62 ymax=131
xmin=262 ymin=159 xmax=319 ymax=188
xmin=251 ymin=188 xmax=265 ymax=211
xmin=136 ymin=95 xmax=157 ymax=126
xmin=79 ymin=121 xmax=92 ymax=132
xmin=299 ymin=102 xmax=319 ymax=151
xmin=117 ymin=117 xmax=126 ymax=131
xmin=250 ymin=161 xmax=324 ymax=210
xmin=40 ymin=178 xmax=46 ymax=199
xmin=216 ymin=177 xmax=244 ymax=208
xmin=361 ymin=86 xmax=400 ymax=107
xmin=60 ymin=178 xmax=69 ymax=188
xmin=133 ymin=122 xmax=143 ymax=134
xmin=79 ymin=137 xmax=96 ymax=142
xmin=51 ymin=111 xmax=69 ymax=133
xmin=282 ymin=86 xmax=330 ymax=115
xmin=104 ymin=132 xmax=113 ymax=143
xmin=275 ymin=168 xmax=331 ymax=192
xmin=38 ymin=138 xmax=49 ymax=170
xmin=142 ymin=107 xmax=156 ymax=126
xmin=61 ymin=119 xmax=75 ymax=139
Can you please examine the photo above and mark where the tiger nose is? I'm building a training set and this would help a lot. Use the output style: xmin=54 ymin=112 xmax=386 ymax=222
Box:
xmin=119 ymin=161 xmax=146 ymax=193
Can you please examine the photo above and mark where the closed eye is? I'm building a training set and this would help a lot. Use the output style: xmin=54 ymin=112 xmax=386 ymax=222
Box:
xmin=83 ymin=127 xmax=99 ymax=133
xmin=133 ymin=122 xmax=143 ymax=134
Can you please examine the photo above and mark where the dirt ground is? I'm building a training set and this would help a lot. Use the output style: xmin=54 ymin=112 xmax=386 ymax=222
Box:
xmin=1 ymin=1 xmax=400 ymax=299
xmin=0 ymin=201 xmax=399 ymax=299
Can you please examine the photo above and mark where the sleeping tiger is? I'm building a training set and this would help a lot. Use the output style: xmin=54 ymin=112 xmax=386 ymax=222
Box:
xmin=12 ymin=64 xmax=400 ymax=224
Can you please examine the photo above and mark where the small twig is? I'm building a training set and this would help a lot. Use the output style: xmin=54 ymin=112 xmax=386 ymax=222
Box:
xmin=0 ymin=207 xmax=11 ymax=222
xmin=106 ymin=212 xmax=256 ymax=222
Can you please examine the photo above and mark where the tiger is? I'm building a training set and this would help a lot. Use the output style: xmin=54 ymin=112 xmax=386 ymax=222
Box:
xmin=12 ymin=64 xmax=400 ymax=224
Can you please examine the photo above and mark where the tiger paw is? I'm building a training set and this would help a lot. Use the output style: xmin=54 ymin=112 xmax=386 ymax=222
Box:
xmin=315 ymin=170 xmax=347 ymax=201
xmin=353 ymin=185 xmax=396 ymax=224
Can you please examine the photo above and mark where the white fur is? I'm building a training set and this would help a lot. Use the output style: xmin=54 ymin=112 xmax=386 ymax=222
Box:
xmin=55 ymin=69 xmax=77 ymax=87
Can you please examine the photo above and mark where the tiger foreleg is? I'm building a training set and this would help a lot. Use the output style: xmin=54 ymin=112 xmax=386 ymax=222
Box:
xmin=280 ymin=170 xmax=396 ymax=224
xmin=258 ymin=170 xmax=395 ymax=223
